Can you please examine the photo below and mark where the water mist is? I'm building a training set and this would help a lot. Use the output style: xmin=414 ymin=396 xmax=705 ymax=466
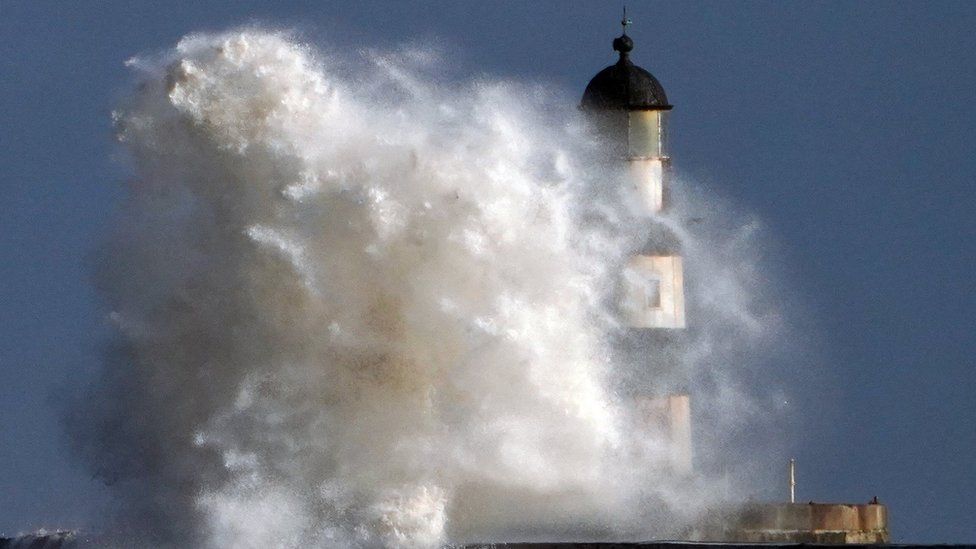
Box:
xmin=71 ymin=29 xmax=786 ymax=548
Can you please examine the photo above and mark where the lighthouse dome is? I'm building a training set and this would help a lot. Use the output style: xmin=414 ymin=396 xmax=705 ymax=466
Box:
xmin=581 ymin=33 xmax=671 ymax=111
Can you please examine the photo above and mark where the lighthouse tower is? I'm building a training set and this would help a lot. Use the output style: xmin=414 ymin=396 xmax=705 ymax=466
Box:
xmin=581 ymin=14 xmax=692 ymax=474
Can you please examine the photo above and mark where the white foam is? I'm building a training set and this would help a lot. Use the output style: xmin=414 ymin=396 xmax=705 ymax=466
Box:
xmin=78 ymin=29 xmax=784 ymax=548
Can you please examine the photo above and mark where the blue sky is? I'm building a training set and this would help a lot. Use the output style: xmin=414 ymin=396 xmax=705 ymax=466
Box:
xmin=1 ymin=1 xmax=974 ymax=543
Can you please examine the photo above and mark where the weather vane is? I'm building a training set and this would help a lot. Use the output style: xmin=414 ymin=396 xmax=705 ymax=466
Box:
xmin=621 ymin=6 xmax=632 ymax=34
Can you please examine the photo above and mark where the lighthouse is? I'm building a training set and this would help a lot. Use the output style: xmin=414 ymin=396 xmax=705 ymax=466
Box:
xmin=581 ymin=13 xmax=692 ymax=474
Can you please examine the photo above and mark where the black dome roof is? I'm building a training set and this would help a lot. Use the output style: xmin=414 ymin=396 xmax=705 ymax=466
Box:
xmin=581 ymin=33 xmax=671 ymax=111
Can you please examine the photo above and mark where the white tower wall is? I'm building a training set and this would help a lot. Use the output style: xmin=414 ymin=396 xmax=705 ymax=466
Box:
xmin=620 ymin=111 xmax=691 ymax=472
xmin=628 ymin=159 xmax=665 ymax=213
xmin=636 ymin=393 xmax=693 ymax=474
xmin=622 ymin=255 xmax=685 ymax=329
xmin=622 ymin=110 xmax=684 ymax=330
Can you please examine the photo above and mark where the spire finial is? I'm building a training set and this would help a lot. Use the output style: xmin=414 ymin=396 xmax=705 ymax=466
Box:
xmin=613 ymin=6 xmax=634 ymax=60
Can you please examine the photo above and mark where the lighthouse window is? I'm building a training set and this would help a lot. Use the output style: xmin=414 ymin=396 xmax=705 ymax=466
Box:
xmin=628 ymin=110 xmax=663 ymax=158
xmin=642 ymin=273 xmax=662 ymax=309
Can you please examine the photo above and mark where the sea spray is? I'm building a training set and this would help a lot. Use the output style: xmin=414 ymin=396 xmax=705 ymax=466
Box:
xmin=72 ymin=29 xmax=786 ymax=548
